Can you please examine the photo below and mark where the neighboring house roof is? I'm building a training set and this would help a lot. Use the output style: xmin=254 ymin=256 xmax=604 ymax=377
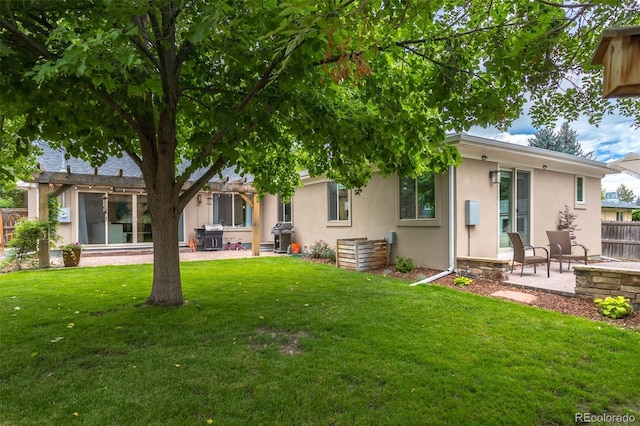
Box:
xmin=601 ymin=200 xmax=639 ymax=209
xmin=447 ymin=133 xmax=616 ymax=178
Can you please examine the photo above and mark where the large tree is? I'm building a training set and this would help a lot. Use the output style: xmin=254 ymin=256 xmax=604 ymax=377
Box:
xmin=528 ymin=122 xmax=594 ymax=158
xmin=1 ymin=1 xmax=638 ymax=305
xmin=0 ymin=114 xmax=41 ymax=193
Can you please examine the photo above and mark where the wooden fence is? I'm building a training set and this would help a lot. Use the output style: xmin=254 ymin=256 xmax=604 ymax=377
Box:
xmin=1 ymin=208 xmax=28 ymax=250
xmin=336 ymin=238 xmax=389 ymax=272
xmin=601 ymin=221 xmax=640 ymax=260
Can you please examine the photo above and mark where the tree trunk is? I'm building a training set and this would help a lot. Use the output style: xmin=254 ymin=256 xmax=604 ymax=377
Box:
xmin=146 ymin=200 xmax=183 ymax=306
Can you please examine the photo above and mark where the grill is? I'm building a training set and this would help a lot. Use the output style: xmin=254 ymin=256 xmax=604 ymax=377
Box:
xmin=194 ymin=224 xmax=224 ymax=251
xmin=271 ymin=222 xmax=293 ymax=253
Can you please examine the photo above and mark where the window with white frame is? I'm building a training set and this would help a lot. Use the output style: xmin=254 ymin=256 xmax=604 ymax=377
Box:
xmin=576 ymin=176 xmax=585 ymax=204
xmin=277 ymin=195 xmax=292 ymax=223
xmin=400 ymin=173 xmax=436 ymax=220
xmin=327 ymin=182 xmax=350 ymax=222
xmin=616 ymin=211 xmax=624 ymax=221
xmin=212 ymin=193 xmax=252 ymax=227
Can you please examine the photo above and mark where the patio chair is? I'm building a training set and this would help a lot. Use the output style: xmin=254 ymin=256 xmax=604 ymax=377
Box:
xmin=545 ymin=231 xmax=588 ymax=273
xmin=507 ymin=232 xmax=550 ymax=277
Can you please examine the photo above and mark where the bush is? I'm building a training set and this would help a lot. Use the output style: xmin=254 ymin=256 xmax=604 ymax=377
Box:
xmin=307 ymin=240 xmax=336 ymax=262
xmin=395 ymin=256 xmax=414 ymax=273
xmin=7 ymin=218 xmax=49 ymax=270
xmin=558 ymin=204 xmax=580 ymax=241
xmin=594 ymin=296 xmax=634 ymax=319
xmin=453 ymin=276 xmax=473 ymax=287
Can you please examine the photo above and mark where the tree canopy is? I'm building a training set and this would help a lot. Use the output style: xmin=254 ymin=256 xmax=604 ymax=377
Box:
xmin=528 ymin=122 xmax=594 ymax=158
xmin=2 ymin=0 xmax=639 ymax=305
xmin=0 ymin=115 xmax=41 ymax=193
xmin=616 ymin=183 xmax=636 ymax=204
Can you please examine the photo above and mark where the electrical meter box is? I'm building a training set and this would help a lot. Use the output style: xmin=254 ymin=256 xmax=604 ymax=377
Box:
xmin=387 ymin=231 xmax=396 ymax=244
xmin=58 ymin=207 xmax=71 ymax=223
xmin=465 ymin=200 xmax=480 ymax=225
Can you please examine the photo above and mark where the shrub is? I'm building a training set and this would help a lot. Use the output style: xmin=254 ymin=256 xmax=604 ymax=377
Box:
xmin=558 ymin=204 xmax=580 ymax=241
xmin=594 ymin=296 xmax=634 ymax=319
xmin=307 ymin=240 xmax=336 ymax=262
xmin=395 ymin=256 xmax=414 ymax=273
xmin=453 ymin=276 xmax=473 ymax=287
xmin=7 ymin=218 xmax=49 ymax=270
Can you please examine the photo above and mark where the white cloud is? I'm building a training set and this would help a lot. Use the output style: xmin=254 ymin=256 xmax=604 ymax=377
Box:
xmin=468 ymin=109 xmax=640 ymax=198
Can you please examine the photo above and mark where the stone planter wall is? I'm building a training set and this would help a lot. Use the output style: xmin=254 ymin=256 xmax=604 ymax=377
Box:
xmin=456 ymin=256 xmax=510 ymax=283
xmin=574 ymin=263 xmax=640 ymax=308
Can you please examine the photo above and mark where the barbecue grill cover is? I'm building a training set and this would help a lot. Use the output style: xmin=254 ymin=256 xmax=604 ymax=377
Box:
xmin=203 ymin=224 xmax=223 ymax=231
xmin=271 ymin=222 xmax=292 ymax=234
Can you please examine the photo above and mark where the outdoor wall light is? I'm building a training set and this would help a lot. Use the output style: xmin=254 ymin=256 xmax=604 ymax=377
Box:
xmin=489 ymin=170 xmax=501 ymax=184
xmin=102 ymin=194 xmax=108 ymax=214
xmin=543 ymin=164 xmax=548 ymax=170
xmin=197 ymin=194 xmax=202 ymax=204
xmin=481 ymin=155 xmax=488 ymax=161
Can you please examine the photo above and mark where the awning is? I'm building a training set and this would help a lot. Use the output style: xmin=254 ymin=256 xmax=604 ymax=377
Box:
xmin=608 ymin=152 xmax=640 ymax=179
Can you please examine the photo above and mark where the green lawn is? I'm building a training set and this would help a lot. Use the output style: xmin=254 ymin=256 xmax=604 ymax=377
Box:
xmin=1 ymin=257 xmax=639 ymax=425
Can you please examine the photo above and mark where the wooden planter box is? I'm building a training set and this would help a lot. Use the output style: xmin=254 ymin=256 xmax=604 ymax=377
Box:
xmin=336 ymin=238 xmax=389 ymax=272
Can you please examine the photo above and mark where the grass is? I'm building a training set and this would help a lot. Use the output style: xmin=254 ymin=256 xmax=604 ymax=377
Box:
xmin=1 ymin=257 xmax=639 ymax=425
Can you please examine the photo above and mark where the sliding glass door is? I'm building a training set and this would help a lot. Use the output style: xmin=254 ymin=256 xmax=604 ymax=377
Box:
xmin=499 ymin=169 xmax=531 ymax=248
xmin=78 ymin=191 xmax=187 ymax=246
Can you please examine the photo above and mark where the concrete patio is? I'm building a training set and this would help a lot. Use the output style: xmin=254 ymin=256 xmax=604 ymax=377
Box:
xmin=503 ymin=259 xmax=640 ymax=298
xmin=503 ymin=260 xmax=578 ymax=296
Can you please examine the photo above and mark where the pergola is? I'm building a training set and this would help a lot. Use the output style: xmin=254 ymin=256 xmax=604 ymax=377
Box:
xmin=31 ymin=168 xmax=261 ymax=268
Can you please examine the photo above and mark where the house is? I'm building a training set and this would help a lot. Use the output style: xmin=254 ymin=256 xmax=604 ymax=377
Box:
xmin=23 ymin=141 xmax=268 ymax=253
xmin=274 ymin=134 xmax=616 ymax=273
xmin=25 ymin=134 xmax=617 ymax=274
xmin=601 ymin=192 xmax=639 ymax=222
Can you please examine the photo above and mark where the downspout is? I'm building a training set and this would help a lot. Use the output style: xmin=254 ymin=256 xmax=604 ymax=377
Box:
xmin=410 ymin=165 xmax=456 ymax=286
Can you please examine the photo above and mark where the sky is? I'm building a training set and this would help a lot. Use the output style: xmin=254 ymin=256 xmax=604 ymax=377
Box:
xmin=467 ymin=108 xmax=640 ymax=198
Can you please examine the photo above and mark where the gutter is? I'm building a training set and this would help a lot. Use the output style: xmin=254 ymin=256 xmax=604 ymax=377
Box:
xmin=410 ymin=165 xmax=456 ymax=286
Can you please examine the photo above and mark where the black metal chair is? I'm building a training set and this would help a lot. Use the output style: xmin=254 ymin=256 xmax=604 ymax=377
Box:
xmin=507 ymin=232 xmax=550 ymax=277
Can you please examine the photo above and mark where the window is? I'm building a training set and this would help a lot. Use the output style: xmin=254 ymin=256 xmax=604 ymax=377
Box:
xmin=616 ymin=211 xmax=624 ymax=221
xmin=328 ymin=182 xmax=350 ymax=221
xmin=400 ymin=173 xmax=436 ymax=220
xmin=277 ymin=195 xmax=292 ymax=223
xmin=576 ymin=176 xmax=585 ymax=204
xmin=212 ymin=193 xmax=251 ymax=227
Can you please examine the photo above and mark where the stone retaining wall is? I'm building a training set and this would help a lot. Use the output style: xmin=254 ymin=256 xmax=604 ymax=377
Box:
xmin=574 ymin=263 xmax=640 ymax=308
xmin=457 ymin=256 xmax=510 ymax=283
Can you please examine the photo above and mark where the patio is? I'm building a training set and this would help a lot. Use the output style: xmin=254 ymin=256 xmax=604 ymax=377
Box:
xmin=504 ymin=259 xmax=640 ymax=302
xmin=503 ymin=260 xmax=577 ymax=296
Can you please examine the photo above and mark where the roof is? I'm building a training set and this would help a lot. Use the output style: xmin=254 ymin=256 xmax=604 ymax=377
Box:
xmin=447 ymin=133 xmax=616 ymax=178
xmin=34 ymin=140 xmax=251 ymax=185
xmin=607 ymin=152 xmax=640 ymax=179
xmin=601 ymin=200 xmax=639 ymax=209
